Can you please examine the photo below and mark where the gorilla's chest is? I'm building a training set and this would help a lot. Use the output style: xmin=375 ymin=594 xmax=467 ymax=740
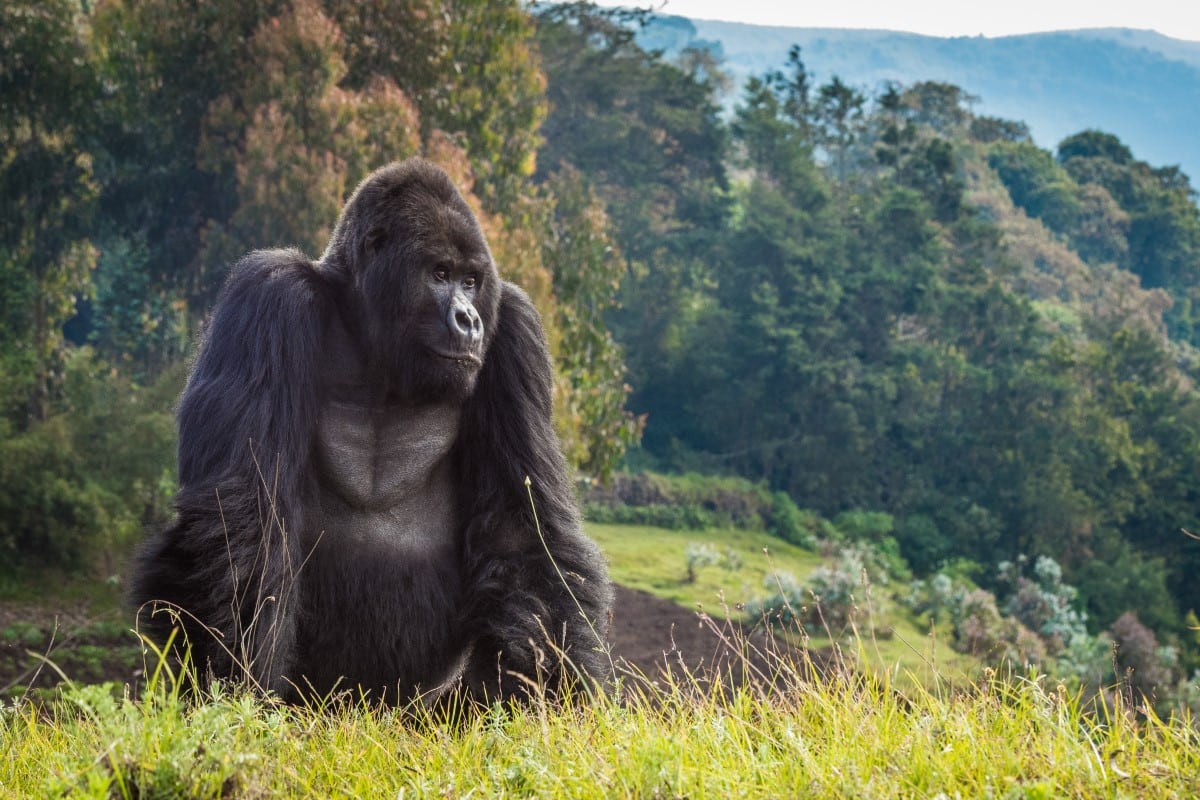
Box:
xmin=314 ymin=400 xmax=461 ymax=551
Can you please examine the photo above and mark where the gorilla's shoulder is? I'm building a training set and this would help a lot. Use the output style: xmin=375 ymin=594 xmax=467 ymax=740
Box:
xmin=217 ymin=248 xmax=337 ymax=321
xmin=227 ymin=247 xmax=326 ymax=292
xmin=496 ymin=280 xmax=547 ymax=330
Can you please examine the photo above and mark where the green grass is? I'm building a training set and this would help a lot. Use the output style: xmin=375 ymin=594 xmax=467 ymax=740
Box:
xmin=586 ymin=521 xmax=823 ymax=610
xmin=4 ymin=666 xmax=1197 ymax=798
xmin=587 ymin=522 xmax=981 ymax=687
xmin=2 ymin=523 xmax=1197 ymax=797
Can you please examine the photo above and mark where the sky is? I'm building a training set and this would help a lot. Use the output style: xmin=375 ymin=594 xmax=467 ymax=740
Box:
xmin=589 ymin=0 xmax=1200 ymax=42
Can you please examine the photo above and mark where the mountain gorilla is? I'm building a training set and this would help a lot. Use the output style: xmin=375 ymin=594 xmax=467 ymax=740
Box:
xmin=131 ymin=158 xmax=612 ymax=704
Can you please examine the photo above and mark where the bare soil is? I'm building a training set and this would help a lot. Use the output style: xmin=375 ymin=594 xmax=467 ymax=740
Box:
xmin=1 ymin=584 xmax=824 ymax=700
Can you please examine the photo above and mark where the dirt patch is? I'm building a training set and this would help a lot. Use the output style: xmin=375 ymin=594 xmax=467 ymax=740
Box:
xmin=2 ymin=584 xmax=829 ymax=700
xmin=609 ymin=584 xmax=832 ymax=694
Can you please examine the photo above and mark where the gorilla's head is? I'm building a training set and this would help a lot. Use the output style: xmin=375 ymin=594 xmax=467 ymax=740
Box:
xmin=323 ymin=159 xmax=501 ymax=403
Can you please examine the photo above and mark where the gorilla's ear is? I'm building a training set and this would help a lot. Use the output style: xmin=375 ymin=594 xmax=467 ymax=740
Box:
xmin=364 ymin=227 xmax=389 ymax=257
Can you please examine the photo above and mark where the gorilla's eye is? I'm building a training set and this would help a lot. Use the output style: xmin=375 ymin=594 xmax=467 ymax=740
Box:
xmin=433 ymin=267 xmax=450 ymax=283
xmin=462 ymin=275 xmax=478 ymax=290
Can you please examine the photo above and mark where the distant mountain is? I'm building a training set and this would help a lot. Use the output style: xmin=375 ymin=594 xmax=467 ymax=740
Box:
xmin=639 ymin=16 xmax=1200 ymax=180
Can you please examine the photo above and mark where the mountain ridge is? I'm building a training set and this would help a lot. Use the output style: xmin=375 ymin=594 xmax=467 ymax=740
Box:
xmin=639 ymin=16 xmax=1200 ymax=179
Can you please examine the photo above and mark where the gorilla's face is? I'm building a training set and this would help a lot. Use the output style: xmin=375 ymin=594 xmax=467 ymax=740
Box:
xmin=338 ymin=161 xmax=500 ymax=405
xmin=399 ymin=224 xmax=492 ymax=403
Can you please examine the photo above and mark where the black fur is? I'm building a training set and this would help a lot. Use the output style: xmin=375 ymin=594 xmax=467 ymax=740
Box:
xmin=131 ymin=159 xmax=612 ymax=703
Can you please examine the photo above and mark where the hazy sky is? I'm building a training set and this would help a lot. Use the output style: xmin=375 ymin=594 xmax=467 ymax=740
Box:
xmin=590 ymin=0 xmax=1200 ymax=42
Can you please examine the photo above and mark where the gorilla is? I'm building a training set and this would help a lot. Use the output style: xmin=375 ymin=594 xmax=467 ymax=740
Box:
xmin=131 ymin=158 xmax=612 ymax=704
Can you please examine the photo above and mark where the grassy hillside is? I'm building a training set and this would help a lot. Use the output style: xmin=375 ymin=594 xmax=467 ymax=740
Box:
xmin=588 ymin=521 xmax=821 ymax=607
xmin=589 ymin=522 xmax=981 ymax=688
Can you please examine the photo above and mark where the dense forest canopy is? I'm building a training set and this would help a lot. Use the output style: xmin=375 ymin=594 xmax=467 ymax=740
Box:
xmin=3 ymin=1 xmax=1200 ymax=680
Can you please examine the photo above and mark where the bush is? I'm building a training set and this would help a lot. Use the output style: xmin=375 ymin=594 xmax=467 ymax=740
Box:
xmin=747 ymin=544 xmax=892 ymax=632
xmin=0 ymin=349 xmax=177 ymax=575
xmin=1110 ymin=612 xmax=1179 ymax=704
xmin=832 ymin=510 xmax=894 ymax=542
xmin=683 ymin=542 xmax=719 ymax=582
xmin=584 ymin=502 xmax=723 ymax=530
xmin=744 ymin=571 xmax=807 ymax=627
xmin=585 ymin=472 xmax=822 ymax=545
xmin=903 ymin=572 xmax=961 ymax=625
xmin=953 ymin=588 xmax=1047 ymax=667
xmin=998 ymin=556 xmax=1088 ymax=656
xmin=766 ymin=493 xmax=826 ymax=548
xmin=894 ymin=513 xmax=952 ymax=574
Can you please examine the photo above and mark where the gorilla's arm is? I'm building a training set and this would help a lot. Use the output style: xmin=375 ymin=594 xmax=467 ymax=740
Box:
xmin=131 ymin=249 xmax=333 ymax=694
xmin=456 ymin=282 xmax=613 ymax=699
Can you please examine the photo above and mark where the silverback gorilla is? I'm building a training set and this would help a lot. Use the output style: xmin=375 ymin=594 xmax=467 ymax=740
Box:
xmin=131 ymin=159 xmax=612 ymax=704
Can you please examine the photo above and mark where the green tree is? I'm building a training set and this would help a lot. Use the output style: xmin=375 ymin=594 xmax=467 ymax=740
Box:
xmin=988 ymin=141 xmax=1081 ymax=234
xmin=1 ymin=0 xmax=99 ymax=423
xmin=329 ymin=0 xmax=546 ymax=209
xmin=1058 ymin=130 xmax=1200 ymax=341
xmin=541 ymin=166 xmax=642 ymax=479
xmin=534 ymin=3 xmax=728 ymax=459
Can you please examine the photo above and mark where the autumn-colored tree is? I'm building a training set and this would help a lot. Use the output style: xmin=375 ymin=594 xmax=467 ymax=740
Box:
xmin=327 ymin=0 xmax=547 ymax=209
xmin=197 ymin=0 xmax=422 ymax=266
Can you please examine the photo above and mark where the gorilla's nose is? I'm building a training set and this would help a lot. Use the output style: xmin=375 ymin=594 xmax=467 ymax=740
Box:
xmin=449 ymin=296 xmax=483 ymax=345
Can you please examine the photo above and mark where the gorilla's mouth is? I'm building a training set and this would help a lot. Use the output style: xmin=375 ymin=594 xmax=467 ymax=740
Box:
xmin=431 ymin=349 xmax=482 ymax=367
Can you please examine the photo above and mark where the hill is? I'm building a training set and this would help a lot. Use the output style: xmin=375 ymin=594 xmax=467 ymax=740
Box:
xmin=639 ymin=16 xmax=1200 ymax=179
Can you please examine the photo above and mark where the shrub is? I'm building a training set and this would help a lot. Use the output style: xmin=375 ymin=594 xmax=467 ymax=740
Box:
xmin=903 ymin=572 xmax=961 ymax=625
xmin=766 ymin=492 xmax=825 ymax=547
xmin=747 ymin=544 xmax=892 ymax=632
xmin=998 ymin=556 xmax=1088 ymax=656
xmin=0 ymin=349 xmax=177 ymax=575
xmin=744 ymin=571 xmax=807 ymax=627
xmin=585 ymin=471 xmax=823 ymax=545
xmin=893 ymin=513 xmax=952 ymax=574
xmin=1110 ymin=612 xmax=1178 ymax=704
xmin=953 ymin=588 xmax=1047 ymax=667
xmin=683 ymin=542 xmax=719 ymax=583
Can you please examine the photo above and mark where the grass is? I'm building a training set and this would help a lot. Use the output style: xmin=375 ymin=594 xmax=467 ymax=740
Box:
xmin=2 ymin=523 xmax=1197 ymax=796
xmin=588 ymin=522 xmax=980 ymax=687
xmin=3 ymin=661 xmax=1197 ymax=798
xmin=586 ymin=522 xmax=823 ymax=610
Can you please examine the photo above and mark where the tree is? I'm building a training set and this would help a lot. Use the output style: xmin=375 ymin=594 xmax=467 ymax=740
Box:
xmin=196 ymin=0 xmax=423 ymax=268
xmin=534 ymin=3 xmax=728 ymax=458
xmin=1058 ymin=130 xmax=1200 ymax=341
xmin=813 ymin=76 xmax=866 ymax=182
xmin=540 ymin=166 xmax=642 ymax=479
xmin=328 ymin=0 xmax=546 ymax=209
xmin=0 ymin=0 xmax=99 ymax=423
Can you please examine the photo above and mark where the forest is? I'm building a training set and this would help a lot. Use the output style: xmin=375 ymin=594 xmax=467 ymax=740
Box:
xmin=3 ymin=0 xmax=1200 ymax=716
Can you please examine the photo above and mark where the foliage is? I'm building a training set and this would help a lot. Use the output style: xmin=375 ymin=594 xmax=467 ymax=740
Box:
xmin=747 ymin=543 xmax=895 ymax=632
xmin=196 ymin=0 xmax=425 ymax=269
xmin=1110 ymin=611 xmax=1178 ymax=705
xmin=533 ymin=30 xmax=1200 ymax=659
xmin=540 ymin=166 xmax=642 ymax=479
xmin=533 ymin=3 xmax=729 ymax=457
xmin=997 ymin=555 xmax=1089 ymax=657
xmin=1 ymin=0 xmax=99 ymax=423
xmin=953 ymin=587 xmax=1049 ymax=668
xmin=0 ymin=350 xmax=177 ymax=574
xmin=584 ymin=471 xmax=817 ymax=543
xmin=682 ymin=542 xmax=719 ymax=583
